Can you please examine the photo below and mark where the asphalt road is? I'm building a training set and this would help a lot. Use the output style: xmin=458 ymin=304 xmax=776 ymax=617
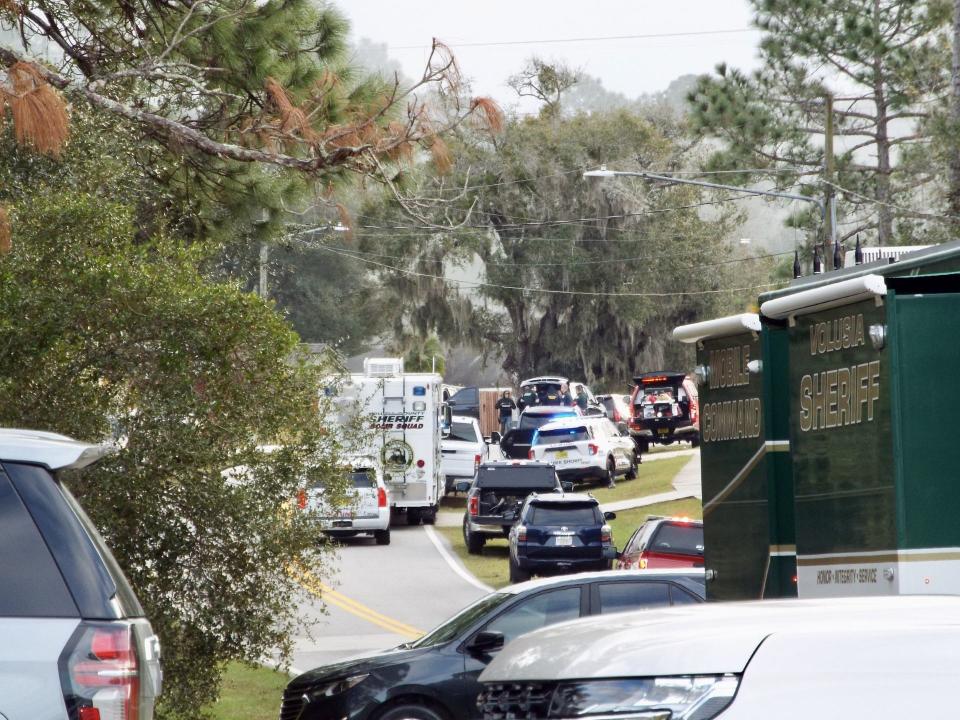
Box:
xmin=287 ymin=518 xmax=489 ymax=673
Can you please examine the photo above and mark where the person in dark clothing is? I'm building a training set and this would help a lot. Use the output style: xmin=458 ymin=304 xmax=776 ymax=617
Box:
xmin=560 ymin=383 xmax=573 ymax=407
xmin=518 ymin=386 xmax=537 ymax=411
xmin=576 ymin=386 xmax=589 ymax=411
xmin=496 ymin=390 xmax=517 ymax=435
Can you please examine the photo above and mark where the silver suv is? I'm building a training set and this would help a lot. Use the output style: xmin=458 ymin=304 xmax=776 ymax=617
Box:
xmin=0 ymin=429 xmax=162 ymax=720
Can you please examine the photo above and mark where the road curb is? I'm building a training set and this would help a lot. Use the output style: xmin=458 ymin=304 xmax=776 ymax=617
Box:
xmin=424 ymin=525 xmax=494 ymax=593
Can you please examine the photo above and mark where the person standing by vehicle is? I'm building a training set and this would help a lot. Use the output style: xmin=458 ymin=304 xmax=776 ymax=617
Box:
xmin=576 ymin=386 xmax=589 ymax=411
xmin=560 ymin=383 xmax=573 ymax=407
xmin=496 ymin=390 xmax=517 ymax=435
xmin=519 ymin=385 xmax=537 ymax=411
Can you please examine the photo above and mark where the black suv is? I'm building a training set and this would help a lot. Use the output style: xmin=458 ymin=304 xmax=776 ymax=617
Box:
xmin=507 ymin=493 xmax=617 ymax=582
xmin=0 ymin=429 xmax=162 ymax=720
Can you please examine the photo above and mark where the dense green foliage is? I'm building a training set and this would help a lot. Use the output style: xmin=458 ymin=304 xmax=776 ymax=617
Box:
xmin=0 ymin=179 xmax=345 ymax=717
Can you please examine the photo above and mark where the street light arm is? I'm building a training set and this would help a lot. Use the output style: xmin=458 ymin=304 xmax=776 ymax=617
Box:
xmin=583 ymin=168 xmax=825 ymax=216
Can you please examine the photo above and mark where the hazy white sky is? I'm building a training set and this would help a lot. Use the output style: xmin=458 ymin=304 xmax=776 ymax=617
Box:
xmin=340 ymin=1 xmax=762 ymax=107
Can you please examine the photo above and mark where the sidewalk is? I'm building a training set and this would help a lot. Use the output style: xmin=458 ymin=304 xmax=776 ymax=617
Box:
xmin=436 ymin=451 xmax=701 ymax=526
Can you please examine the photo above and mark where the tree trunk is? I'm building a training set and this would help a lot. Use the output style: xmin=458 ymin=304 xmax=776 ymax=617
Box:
xmin=873 ymin=1 xmax=894 ymax=244
xmin=949 ymin=0 xmax=960 ymax=219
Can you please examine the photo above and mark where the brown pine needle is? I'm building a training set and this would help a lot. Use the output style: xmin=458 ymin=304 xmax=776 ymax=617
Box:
xmin=336 ymin=203 xmax=354 ymax=242
xmin=428 ymin=135 xmax=453 ymax=175
xmin=264 ymin=77 xmax=317 ymax=142
xmin=5 ymin=62 xmax=69 ymax=157
xmin=470 ymin=96 xmax=505 ymax=134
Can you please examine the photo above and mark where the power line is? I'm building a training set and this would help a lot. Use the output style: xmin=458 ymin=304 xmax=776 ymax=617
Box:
xmin=318 ymin=240 xmax=793 ymax=270
xmin=313 ymin=242 xmax=788 ymax=298
xmin=390 ymin=28 xmax=756 ymax=51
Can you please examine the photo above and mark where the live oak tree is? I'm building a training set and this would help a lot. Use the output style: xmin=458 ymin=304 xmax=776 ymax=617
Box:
xmin=359 ymin=107 xmax=756 ymax=387
xmin=687 ymin=0 xmax=951 ymax=246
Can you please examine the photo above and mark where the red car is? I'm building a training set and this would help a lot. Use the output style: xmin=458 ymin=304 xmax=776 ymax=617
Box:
xmin=628 ymin=371 xmax=699 ymax=453
xmin=618 ymin=515 xmax=704 ymax=569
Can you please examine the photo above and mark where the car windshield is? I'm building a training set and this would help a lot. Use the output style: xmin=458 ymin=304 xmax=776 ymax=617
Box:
xmin=447 ymin=421 xmax=479 ymax=443
xmin=409 ymin=592 xmax=513 ymax=648
xmin=530 ymin=502 xmax=599 ymax=525
xmin=652 ymin=523 xmax=705 ymax=556
xmin=519 ymin=412 xmax=575 ymax=430
xmin=534 ymin=427 xmax=589 ymax=445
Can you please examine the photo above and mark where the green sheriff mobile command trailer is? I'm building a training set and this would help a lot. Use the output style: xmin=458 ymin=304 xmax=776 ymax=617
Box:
xmin=675 ymin=241 xmax=960 ymax=600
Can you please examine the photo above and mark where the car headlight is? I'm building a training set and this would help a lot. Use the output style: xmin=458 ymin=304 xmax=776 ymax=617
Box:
xmin=548 ymin=675 xmax=739 ymax=719
xmin=309 ymin=673 xmax=369 ymax=699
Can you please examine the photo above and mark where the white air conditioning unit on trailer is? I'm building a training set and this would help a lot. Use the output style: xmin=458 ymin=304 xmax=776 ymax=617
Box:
xmin=364 ymin=357 xmax=404 ymax=377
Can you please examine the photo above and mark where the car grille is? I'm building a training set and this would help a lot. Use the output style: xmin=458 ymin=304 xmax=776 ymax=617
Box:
xmin=477 ymin=682 xmax=555 ymax=720
xmin=278 ymin=687 xmax=308 ymax=720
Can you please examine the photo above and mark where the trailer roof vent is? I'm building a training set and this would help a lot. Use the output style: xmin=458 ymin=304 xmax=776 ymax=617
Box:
xmin=672 ymin=313 xmax=761 ymax=345
xmin=364 ymin=357 xmax=404 ymax=377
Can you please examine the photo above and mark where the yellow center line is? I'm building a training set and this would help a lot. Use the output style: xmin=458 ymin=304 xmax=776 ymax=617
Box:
xmin=290 ymin=563 xmax=425 ymax=639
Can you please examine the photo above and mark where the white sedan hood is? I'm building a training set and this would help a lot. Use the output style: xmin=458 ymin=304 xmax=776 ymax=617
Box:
xmin=480 ymin=595 xmax=960 ymax=682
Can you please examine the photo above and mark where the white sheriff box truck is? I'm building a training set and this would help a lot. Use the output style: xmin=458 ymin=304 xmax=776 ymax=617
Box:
xmin=338 ymin=358 xmax=446 ymax=525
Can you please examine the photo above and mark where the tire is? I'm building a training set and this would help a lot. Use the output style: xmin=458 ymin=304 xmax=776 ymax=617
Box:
xmin=377 ymin=701 xmax=448 ymax=720
xmin=422 ymin=506 xmax=438 ymax=526
xmin=406 ymin=508 xmax=422 ymax=526
xmin=691 ymin=437 xmax=700 ymax=448
xmin=508 ymin=556 xmax=530 ymax=583
xmin=604 ymin=457 xmax=617 ymax=488
xmin=374 ymin=529 xmax=391 ymax=545
xmin=625 ymin=452 xmax=638 ymax=480
xmin=463 ymin=520 xmax=485 ymax=554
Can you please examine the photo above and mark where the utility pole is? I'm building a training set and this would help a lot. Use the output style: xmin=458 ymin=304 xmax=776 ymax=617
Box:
xmin=824 ymin=94 xmax=840 ymax=267
xmin=949 ymin=0 xmax=960 ymax=219
xmin=258 ymin=242 xmax=269 ymax=298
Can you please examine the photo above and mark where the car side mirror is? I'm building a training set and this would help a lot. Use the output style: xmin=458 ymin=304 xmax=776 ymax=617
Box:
xmin=561 ymin=481 xmax=574 ymax=492
xmin=489 ymin=431 xmax=502 ymax=445
xmin=603 ymin=511 xmax=617 ymax=521
xmin=454 ymin=480 xmax=472 ymax=494
xmin=616 ymin=422 xmax=630 ymax=436
xmin=467 ymin=630 xmax=504 ymax=654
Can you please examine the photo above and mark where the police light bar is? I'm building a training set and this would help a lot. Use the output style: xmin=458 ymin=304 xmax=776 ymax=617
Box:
xmin=672 ymin=313 xmax=761 ymax=345
xmin=760 ymin=274 xmax=887 ymax=320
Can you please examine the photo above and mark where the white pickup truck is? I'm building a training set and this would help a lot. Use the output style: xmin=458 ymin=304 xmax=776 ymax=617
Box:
xmin=441 ymin=415 xmax=486 ymax=492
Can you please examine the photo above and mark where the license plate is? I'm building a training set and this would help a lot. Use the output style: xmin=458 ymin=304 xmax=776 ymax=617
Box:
xmin=553 ymin=450 xmax=568 ymax=459
xmin=332 ymin=520 xmax=351 ymax=528
xmin=339 ymin=509 xmax=353 ymax=518
xmin=658 ymin=428 xmax=669 ymax=436
xmin=555 ymin=536 xmax=573 ymax=546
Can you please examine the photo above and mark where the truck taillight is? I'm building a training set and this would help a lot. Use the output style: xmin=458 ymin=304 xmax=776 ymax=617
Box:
xmin=61 ymin=623 xmax=141 ymax=720
xmin=377 ymin=487 xmax=388 ymax=508
xmin=474 ymin=454 xmax=482 ymax=470
xmin=613 ymin=409 xmax=621 ymax=422
xmin=296 ymin=489 xmax=307 ymax=510
xmin=601 ymin=524 xmax=612 ymax=543
xmin=588 ymin=443 xmax=599 ymax=455
xmin=528 ymin=449 xmax=535 ymax=460
xmin=469 ymin=495 xmax=479 ymax=516
xmin=517 ymin=525 xmax=527 ymax=542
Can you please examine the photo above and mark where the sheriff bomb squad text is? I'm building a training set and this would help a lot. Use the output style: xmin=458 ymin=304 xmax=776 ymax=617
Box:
xmin=798 ymin=313 xmax=880 ymax=432
xmin=370 ymin=414 xmax=426 ymax=430
xmin=701 ymin=344 xmax=762 ymax=443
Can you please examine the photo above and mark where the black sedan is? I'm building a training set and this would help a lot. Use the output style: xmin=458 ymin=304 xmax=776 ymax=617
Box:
xmin=280 ymin=568 xmax=705 ymax=720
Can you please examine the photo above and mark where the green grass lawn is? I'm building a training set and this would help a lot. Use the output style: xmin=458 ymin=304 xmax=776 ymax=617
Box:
xmin=588 ymin=455 xmax=689 ymax=503
xmin=437 ymin=496 xmax=703 ymax=590
xmin=206 ymin=662 xmax=289 ymax=720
